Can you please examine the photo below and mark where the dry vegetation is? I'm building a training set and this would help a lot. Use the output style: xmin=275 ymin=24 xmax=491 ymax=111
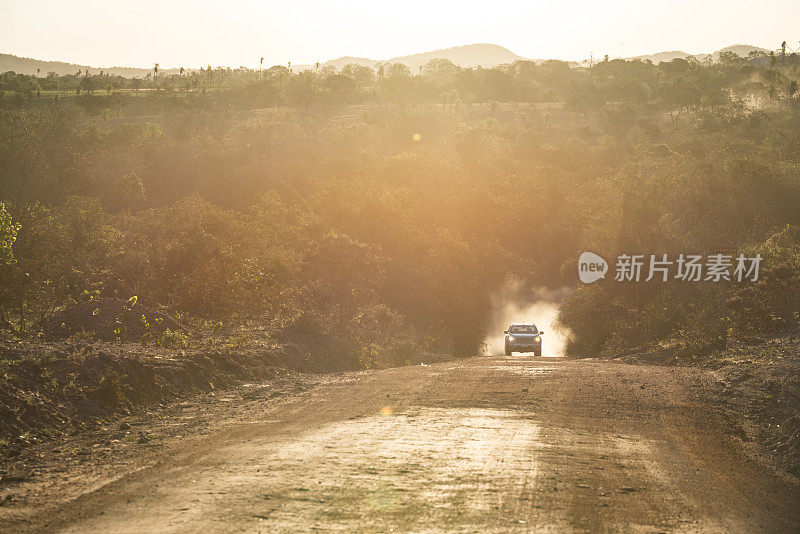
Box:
xmin=1 ymin=53 xmax=800 ymax=464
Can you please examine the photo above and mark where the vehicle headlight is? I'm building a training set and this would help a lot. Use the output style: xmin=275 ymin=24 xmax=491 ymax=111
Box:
xmin=507 ymin=335 xmax=515 ymax=342
xmin=535 ymin=336 xmax=541 ymax=342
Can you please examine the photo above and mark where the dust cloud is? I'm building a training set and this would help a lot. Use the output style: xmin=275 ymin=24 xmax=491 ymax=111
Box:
xmin=484 ymin=281 xmax=573 ymax=357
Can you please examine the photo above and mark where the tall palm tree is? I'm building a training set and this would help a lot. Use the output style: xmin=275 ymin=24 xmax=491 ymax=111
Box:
xmin=260 ymin=57 xmax=264 ymax=76
xmin=154 ymin=63 xmax=159 ymax=88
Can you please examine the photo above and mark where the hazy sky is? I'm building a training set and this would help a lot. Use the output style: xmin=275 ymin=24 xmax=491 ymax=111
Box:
xmin=1 ymin=0 xmax=798 ymax=68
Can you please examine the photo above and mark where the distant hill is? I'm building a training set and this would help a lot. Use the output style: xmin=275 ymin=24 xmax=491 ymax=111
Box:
xmin=631 ymin=50 xmax=694 ymax=64
xmin=0 ymin=44 xmax=524 ymax=79
xmin=714 ymin=44 xmax=772 ymax=59
xmin=317 ymin=44 xmax=525 ymax=71
xmin=1 ymin=43 xmax=781 ymax=78
xmin=322 ymin=56 xmax=381 ymax=70
xmin=0 ymin=53 xmax=180 ymax=77
xmin=630 ymin=44 xmax=773 ymax=64
xmin=388 ymin=43 xmax=524 ymax=69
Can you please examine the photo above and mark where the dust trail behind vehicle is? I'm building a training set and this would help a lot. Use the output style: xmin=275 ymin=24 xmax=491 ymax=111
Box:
xmin=484 ymin=281 xmax=573 ymax=357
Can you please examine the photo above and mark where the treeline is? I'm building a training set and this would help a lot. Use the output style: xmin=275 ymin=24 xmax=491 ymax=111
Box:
xmin=3 ymin=53 xmax=800 ymax=111
xmin=1 ymin=56 xmax=800 ymax=364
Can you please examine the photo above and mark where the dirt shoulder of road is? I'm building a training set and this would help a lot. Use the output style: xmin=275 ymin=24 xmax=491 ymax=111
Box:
xmin=0 ymin=336 xmax=291 ymax=460
xmin=619 ymin=333 xmax=800 ymax=478
xmin=0 ymin=329 xmax=452 ymax=516
xmin=0 ymin=323 xmax=451 ymax=462
xmin=0 ymin=368 xmax=325 ymax=521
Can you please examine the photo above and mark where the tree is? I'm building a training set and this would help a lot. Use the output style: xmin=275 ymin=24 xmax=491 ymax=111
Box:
xmin=325 ymin=74 xmax=356 ymax=104
xmin=787 ymin=79 xmax=798 ymax=99
xmin=80 ymin=75 xmax=93 ymax=94
xmin=0 ymin=203 xmax=20 ymax=265
xmin=341 ymin=64 xmax=375 ymax=90
xmin=657 ymin=76 xmax=700 ymax=121
xmin=719 ymin=51 xmax=745 ymax=66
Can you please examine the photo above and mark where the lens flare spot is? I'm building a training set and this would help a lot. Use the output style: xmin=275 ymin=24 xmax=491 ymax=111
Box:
xmin=412 ymin=133 xmax=421 ymax=142
xmin=380 ymin=406 xmax=392 ymax=416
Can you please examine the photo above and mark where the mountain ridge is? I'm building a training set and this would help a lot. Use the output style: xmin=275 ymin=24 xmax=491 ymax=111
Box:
xmin=629 ymin=43 xmax=773 ymax=63
xmin=0 ymin=43 xmax=779 ymax=78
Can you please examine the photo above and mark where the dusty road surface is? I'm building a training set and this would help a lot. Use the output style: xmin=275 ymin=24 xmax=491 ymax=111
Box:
xmin=2 ymin=355 xmax=800 ymax=533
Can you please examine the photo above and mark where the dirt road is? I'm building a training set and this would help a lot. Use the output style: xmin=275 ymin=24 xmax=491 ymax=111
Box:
xmin=3 ymin=354 xmax=799 ymax=532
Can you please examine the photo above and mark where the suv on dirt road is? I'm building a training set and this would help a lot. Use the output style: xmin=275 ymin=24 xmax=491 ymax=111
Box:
xmin=504 ymin=324 xmax=543 ymax=356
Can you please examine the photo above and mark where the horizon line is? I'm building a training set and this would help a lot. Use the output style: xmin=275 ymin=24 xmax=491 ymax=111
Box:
xmin=0 ymin=41 xmax=781 ymax=72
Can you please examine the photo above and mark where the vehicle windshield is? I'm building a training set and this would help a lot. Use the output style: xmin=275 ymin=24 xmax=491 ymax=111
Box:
xmin=509 ymin=325 xmax=538 ymax=334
